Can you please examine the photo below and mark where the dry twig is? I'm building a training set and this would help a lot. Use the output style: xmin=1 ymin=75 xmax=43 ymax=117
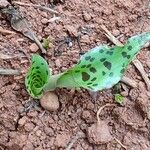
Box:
xmin=0 ymin=53 xmax=17 ymax=60
xmin=65 ymin=132 xmax=86 ymax=150
xmin=132 ymin=59 xmax=150 ymax=91
xmin=0 ymin=68 xmax=21 ymax=75
xmin=114 ymin=137 xmax=127 ymax=150
xmin=0 ymin=27 xmax=15 ymax=35
xmin=100 ymin=25 xmax=150 ymax=90
xmin=121 ymin=76 xmax=137 ymax=88
xmin=97 ymin=103 xmax=116 ymax=123
xmin=13 ymin=1 xmax=59 ymax=14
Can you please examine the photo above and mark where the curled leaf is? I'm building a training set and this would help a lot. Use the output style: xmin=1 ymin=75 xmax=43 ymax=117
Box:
xmin=25 ymin=55 xmax=50 ymax=98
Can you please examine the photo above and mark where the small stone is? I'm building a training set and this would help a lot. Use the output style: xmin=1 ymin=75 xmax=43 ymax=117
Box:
xmin=54 ymin=133 xmax=71 ymax=147
xmin=64 ymin=25 xmax=78 ymax=37
xmin=83 ymin=12 xmax=92 ymax=21
xmin=80 ymin=35 xmax=90 ymax=43
xmin=129 ymin=89 xmax=139 ymax=101
xmin=40 ymin=92 xmax=59 ymax=111
xmin=41 ymin=18 xmax=49 ymax=24
xmin=24 ymin=123 xmax=35 ymax=132
xmin=112 ymin=29 xmax=120 ymax=37
xmin=55 ymin=59 xmax=61 ymax=67
xmin=0 ymin=0 xmax=9 ymax=8
xmin=18 ymin=116 xmax=27 ymax=126
xmin=29 ymin=43 xmax=39 ymax=52
xmin=87 ymin=121 xmax=113 ymax=144
xmin=27 ymin=111 xmax=38 ymax=117
xmin=36 ymin=130 xmax=42 ymax=137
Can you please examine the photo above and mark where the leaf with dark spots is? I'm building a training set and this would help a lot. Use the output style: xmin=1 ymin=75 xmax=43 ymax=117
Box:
xmin=89 ymin=67 xmax=97 ymax=73
xmin=103 ymin=61 xmax=112 ymax=70
xmin=81 ymin=72 xmax=90 ymax=81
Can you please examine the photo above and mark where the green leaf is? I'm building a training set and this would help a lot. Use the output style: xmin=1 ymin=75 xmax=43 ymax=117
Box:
xmin=57 ymin=32 xmax=150 ymax=91
xmin=114 ymin=94 xmax=124 ymax=104
xmin=25 ymin=32 xmax=150 ymax=95
xmin=25 ymin=55 xmax=51 ymax=99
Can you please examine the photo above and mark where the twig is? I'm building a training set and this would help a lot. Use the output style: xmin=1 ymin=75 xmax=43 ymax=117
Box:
xmin=100 ymin=25 xmax=150 ymax=90
xmin=132 ymin=59 xmax=150 ymax=91
xmin=48 ymin=16 xmax=61 ymax=23
xmin=0 ymin=53 xmax=17 ymax=60
xmin=114 ymin=137 xmax=127 ymax=149
xmin=121 ymin=76 xmax=137 ymax=88
xmin=0 ymin=68 xmax=21 ymax=75
xmin=13 ymin=1 xmax=59 ymax=14
xmin=100 ymin=25 xmax=124 ymax=47
xmin=65 ymin=132 xmax=86 ymax=150
xmin=0 ymin=27 xmax=15 ymax=35
xmin=97 ymin=104 xmax=116 ymax=123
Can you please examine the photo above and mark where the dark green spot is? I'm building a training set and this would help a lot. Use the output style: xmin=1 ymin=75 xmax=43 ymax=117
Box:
xmin=31 ymin=67 xmax=35 ymax=71
xmin=36 ymin=66 xmax=40 ymax=69
xmin=89 ymin=57 xmax=95 ymax=62
xmin=106 ymin=51 xmax=113 ymax=55
xmin=121 ymin=52 xmax=127 ymax=58
xmin=87 ymin=82 xmax=92 ymax=85
xmin=86 ymin=64 xmax=92 ymax=68
xmin=91 ymin=77 xmax=97 ymax=81
xmin=92 ymin=84 xmax=98 ymax=86
xmin=32 ymin=61 xmax=35 ymax=64
xmin=46 ymin=70 xmax=48 ymax=75
xmin=99 ymin=49 xmax=104 ymax=53
xmin=37 ymin=71 xmax=41 ymax=74
xmin=127 ymin=55 xmax=130 ymax=59
xmin=28 ymin=80 xmax=31 ymax=85
xmin=103 ymin=61 xmax=112 ymax=70
xmin=102 ymin=71 xmax=106 ymax=76
xmin=78 ymin=60 xmax=81 ymax=64
xmin=81 ymin=65 xmax=86 ymax=68
xmin=100 ymin=58 xmax=106 ymax=62
xmin=85 ymin=56 xmax=91 ymax=60
xmin=109 ymin=72 xmax=113 ymax=77
xmin=110 ymin=48 xmax=114 ymax=51
xmin=41 ymin=63 xmax=44 ymax=65
xmin=120 ymin=68 xmax=125 ymax=74
xmin=89 ymin=67 xmax=97 ymax=73
xmin=81 ymin=72 xmax=90 ymax=81
xmin=127 ymin=45 xmax=132 ymax=51
xmin=87 ymin=86 xmax=94 ymax=90
xmin=75 ymin=70 xmax=80 ymax=73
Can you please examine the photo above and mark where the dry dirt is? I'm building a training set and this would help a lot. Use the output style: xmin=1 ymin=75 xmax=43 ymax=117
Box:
xmin=0 ymin=0 xmax=150 ymax=150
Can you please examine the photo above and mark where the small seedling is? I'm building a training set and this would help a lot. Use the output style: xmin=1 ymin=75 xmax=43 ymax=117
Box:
xmin=42 ymin=38 xmax=50 ymax=50
xmin=114 ymin=94 xmax=124 ymax=104
xmin=25 ymin=32 xmax=150 ymax=99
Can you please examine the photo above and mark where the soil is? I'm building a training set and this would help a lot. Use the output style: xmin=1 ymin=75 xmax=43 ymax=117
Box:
xmin=0 ymin=0 xmax=150 ymax=150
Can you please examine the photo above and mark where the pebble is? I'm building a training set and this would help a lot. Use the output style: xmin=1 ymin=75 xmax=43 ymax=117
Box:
xmin=40 ymin=92 xmax=59 ymax=111
xmin=83 ymin=12 xmax=92 ymax=21
xmin=29 ymin=43 xmax=39 ymax=52
xmin=54 ymin=133 xmax=71 ymax=147
xmin=24 ymin=123 xmax=35 ymax=132
xmin=55 ymin=59 xmax=61 ymax=67
xmin=41 ymin=18 xmax=49 ymax=24
xmin=0 ymin=0 xmax=9 ymax=8
xmin=87 ymin=121 xmax=113 ymax=144
xmin=112 ymin=29 xmax=120 ymax=37
xmin=18 ymin=116 xmax=28 ymax=126
xmin=35 ymin=130 xmax=42 ymax=137
xmin=64 ymin=25 xmax=78 ymax=37
xmin=80 ymin=35 xmax=91 ymax=43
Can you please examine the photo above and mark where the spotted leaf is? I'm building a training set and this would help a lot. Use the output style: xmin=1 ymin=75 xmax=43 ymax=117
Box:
xmin=25 ymin=55 xmax=50 ymax=98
